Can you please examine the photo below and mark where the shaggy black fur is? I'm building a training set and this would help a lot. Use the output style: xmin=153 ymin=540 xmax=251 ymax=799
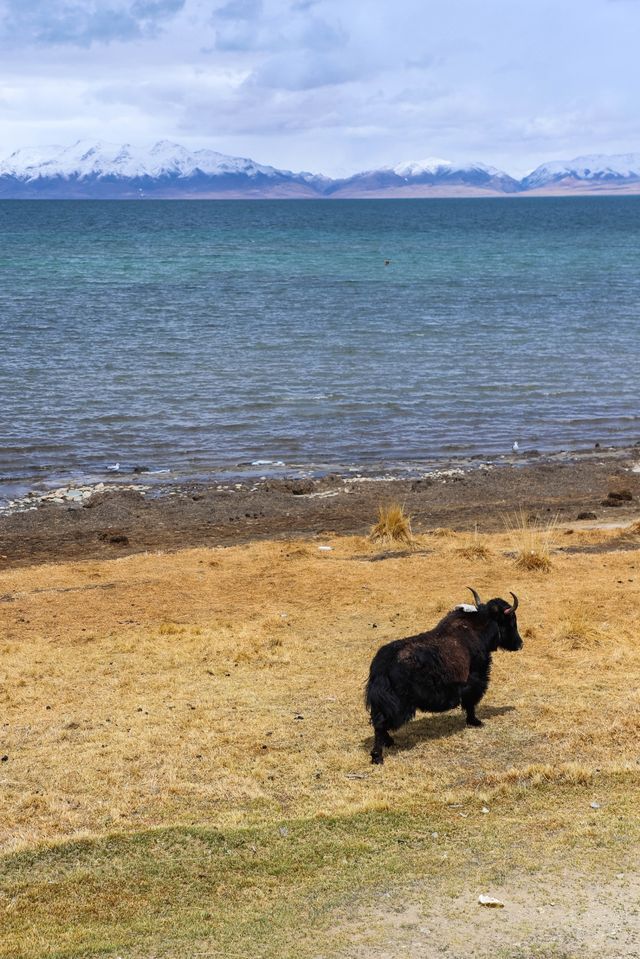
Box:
xmin=365 ymin=591 xmax=522 ymax=764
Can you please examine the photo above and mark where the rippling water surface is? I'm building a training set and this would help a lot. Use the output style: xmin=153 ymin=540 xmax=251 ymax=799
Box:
xmin=1 ymin=197 xmax=639 ymax=496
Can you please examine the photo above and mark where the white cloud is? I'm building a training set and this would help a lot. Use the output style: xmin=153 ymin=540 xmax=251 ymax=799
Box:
xmin=0 ymin=0 xmax=185 ymax=47
xmin=0 ymin=0 xmax=639 ymax=176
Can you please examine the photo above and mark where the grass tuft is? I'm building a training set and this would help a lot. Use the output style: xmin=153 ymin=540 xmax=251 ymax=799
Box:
xmin=456 ymin=526 xmax=492 ymax=561
xmin=555 ymin=610 xmax=605 ymax=650
xmin=504 ymin=509 xmax=557 ymax=571
xmin=158 ymin=622 xmax=186 ymax=635
xmin=369 ymin=503 xmax=413 ymax=546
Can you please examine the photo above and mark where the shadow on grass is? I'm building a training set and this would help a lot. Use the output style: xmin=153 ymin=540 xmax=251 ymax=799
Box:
xmin=362 ymin=704 xmax=516 ymax=755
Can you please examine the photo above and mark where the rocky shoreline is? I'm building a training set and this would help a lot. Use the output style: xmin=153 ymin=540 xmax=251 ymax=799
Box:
xmin=1 ymin=444 xmax=639 ymax=570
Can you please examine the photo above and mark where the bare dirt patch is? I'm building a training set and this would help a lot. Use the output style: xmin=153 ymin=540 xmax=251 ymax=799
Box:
xmin=335 ymin=873 xmax=640 ymax=959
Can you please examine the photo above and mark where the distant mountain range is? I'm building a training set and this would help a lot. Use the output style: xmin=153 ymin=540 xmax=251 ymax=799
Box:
xmin=2 ymin=141 xmax=640 ymax=198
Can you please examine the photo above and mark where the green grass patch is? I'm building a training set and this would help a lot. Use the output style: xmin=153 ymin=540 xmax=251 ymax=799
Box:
xmin=2 ymin=774 xmax=639 ymax=959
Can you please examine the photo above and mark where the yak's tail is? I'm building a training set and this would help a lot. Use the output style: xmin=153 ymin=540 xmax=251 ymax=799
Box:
xmin=365 ymin=644 xmax=404 ymax=730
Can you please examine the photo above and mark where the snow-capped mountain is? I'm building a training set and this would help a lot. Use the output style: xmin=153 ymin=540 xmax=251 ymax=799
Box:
xmin=0 ymin=140 xmax=326 ymax=198
xmin=2 ymin=142 xmax=640 ymax=198
xmin=324 ymin=157 xmax=521 ymax=196
xmin=522 ymin=153 xmax=640 ymax=190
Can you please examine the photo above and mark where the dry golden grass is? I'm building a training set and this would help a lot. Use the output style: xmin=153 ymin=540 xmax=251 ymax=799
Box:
xmin=555 ymin=608 xmax=609 ymax=650
xmin=1 ymin=531 xmax=638 ymax=848
xmin=1 ymin=530 xmax=639 ymax=957
xmin=456 ymin=526 xmax=492 ymax=561
xmin=504 ymin=509 xmax=557 ymax=571
xmin=369 ymin=501 xmax=413 ymax=545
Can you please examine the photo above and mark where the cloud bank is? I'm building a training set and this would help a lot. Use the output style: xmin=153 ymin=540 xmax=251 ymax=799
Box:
xmin=0 ymin=0 xmax=639 ymax=177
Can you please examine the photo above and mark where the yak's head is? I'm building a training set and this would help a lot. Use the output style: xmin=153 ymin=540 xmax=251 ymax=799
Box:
xmin=467 ymin=587 xmax=523 ymax=652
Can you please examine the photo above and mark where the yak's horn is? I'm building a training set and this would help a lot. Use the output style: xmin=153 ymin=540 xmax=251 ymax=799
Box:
xmin=467 ymin=586 xmax=483 ymax=608
xmin=509 ymin=592 xmax=519 ymax=611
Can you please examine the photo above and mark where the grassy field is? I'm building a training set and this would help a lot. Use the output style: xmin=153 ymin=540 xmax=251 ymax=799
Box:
xmin=1 ymin=522 xmax=639 ymax=958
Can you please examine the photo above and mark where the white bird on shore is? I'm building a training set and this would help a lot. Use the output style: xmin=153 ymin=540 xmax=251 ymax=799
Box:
xmin=106 ymin=462 xmax=120 ymax=472
xmin=512 ymin=442 xmax=520 ymax=453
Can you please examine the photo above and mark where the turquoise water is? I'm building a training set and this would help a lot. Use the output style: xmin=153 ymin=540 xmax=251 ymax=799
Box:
xmin=1 ymin=197 xmax=639 ymax=496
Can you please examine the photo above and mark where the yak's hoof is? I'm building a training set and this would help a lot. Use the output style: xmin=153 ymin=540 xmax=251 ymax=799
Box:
xmin=371 ymin=753 xmax=384 ymax=765
xmin=466 ymin=716 xmax=484 ymax=728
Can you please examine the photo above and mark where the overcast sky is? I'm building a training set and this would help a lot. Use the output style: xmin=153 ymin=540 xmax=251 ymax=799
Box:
xmin=1 ymin=0 xmax=639 ymax=177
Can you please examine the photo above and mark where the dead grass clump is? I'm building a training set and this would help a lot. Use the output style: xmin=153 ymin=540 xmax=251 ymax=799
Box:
xmin=282 ymin=545 xmax=313 ymax=560
xmin=158 ymin=622 xmax=187 ymax=635
xmin=555 ymin=610 xmax=604 ymax=650
xmin=370 ymin=503 xmax=413 ymax=546
xmin=627 ymin=519 xmax=640 ymax=534
xmin=232 ymin=614 xmax=290 ymax=664
xmin=484 ymin=762 xmax=593 ymax=790
xmin=518 ymin=552 xmax=552 ymax=572
xmin=430 ymin=527 xmax=455 ymax=538
xmin=504 ymin=509 xmax=557 ymax=572
xmin=456 ymin=527 xmax=492 ymax=561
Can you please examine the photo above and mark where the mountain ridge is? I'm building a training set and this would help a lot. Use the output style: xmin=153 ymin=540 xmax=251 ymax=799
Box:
xmin=2 ymin=141 xmax=640 ymax=198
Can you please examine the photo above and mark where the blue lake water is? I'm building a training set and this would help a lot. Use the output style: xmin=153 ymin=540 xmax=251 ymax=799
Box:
xmin=1 ymin=197 xmax=639 ymax=498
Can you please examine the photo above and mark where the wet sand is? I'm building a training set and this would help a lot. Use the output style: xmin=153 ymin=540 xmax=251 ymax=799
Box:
xmin=2 ymin=445 xmax=640 ymax=569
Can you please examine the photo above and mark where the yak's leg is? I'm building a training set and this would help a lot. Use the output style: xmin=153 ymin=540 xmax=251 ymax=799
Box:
xmin=461 ymin=676 xmax=488 ymax=727
xmin=371 ymin=726 xmax=394 ymax=764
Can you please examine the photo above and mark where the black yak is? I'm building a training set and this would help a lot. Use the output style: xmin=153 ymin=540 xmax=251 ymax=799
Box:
xmin=365 ymin=588 xmax=522 ymax=764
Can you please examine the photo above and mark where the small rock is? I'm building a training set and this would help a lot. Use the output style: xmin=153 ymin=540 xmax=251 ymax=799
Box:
xmin=590 ymin=801 xmax=601 ymax=809
xmin=605 ymin=490 xmax=633 ymax=503
xmin=577 ymin=511 xmax=597 ymax=520
xmin=264 ymin=478 xmax=314 ymax=495
xmin=97 ymin=529 xmax=130 ymax=544
xmin=411 ymin=478 xmax=433 ymax=492
xmin=1 ymin=755 xmax=8 ymax=762
xmin=110 ymin=534 xmax=129 ymax=545
xmin=291 ymin=480 xmax=315 ymax=495
xmin=478 ymin=895 xmax=505 ymax=908
xmin=481 ymin=806 xmax=490 ymax=814
xmin=278 ymin=826 xmax=289 ymax=837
